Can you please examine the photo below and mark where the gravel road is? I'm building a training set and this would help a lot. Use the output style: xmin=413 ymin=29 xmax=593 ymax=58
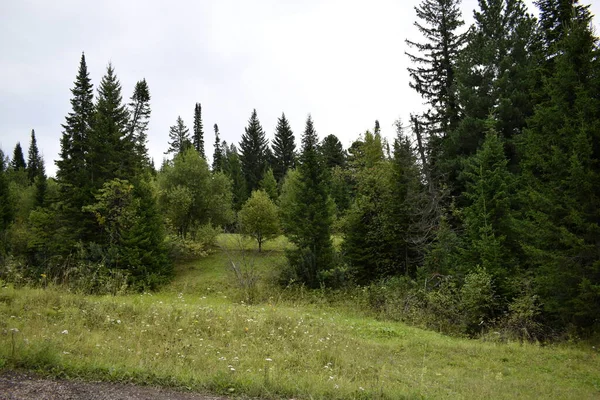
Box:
xmin=0 ymin=371 xmax=230 ymax=400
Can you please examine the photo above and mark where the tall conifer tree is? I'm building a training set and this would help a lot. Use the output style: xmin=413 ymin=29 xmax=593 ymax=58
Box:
xmin=212 ymin=124 xmax=224 ymax=171
xmin=271 ymin=112 xmax=296 ymax=183
xmin=10 ymin=143 xmax=26 ymax=171
xmin=128 ymin=79 xmax=151 ymax=168
xmin=165 ymin=116 xmax=191 ymax=156
xmin=240 ymin=109 xmax=269 ymax=195
xmin=193 ymin=103 xmax=205 ymax=158
xmin=27 ymin=130 xmax=42 ymax=184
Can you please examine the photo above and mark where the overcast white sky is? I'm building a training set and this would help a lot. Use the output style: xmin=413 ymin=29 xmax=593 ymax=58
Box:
xmin=1 ymin=0 xmax=599 ymax=177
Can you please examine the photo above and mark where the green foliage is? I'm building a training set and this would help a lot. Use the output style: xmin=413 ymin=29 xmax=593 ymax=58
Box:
xmin=158 ymin=148 xmax=233 ymax=238
xmin=320 ymin=134 xmax=346 ymax=169
xmin=165 ymin=116 xmax=191 ymax=157
xmin=258 ymin=168 xmax=278 ymax=201
xmin=212 ymin=124 xmax=224 ymax=171
xmin=127 ymin=79 xmax=151 ymax=169
xmin=222 ymin=143 xmax=246 ymax=211
xmin=193 ymin=103 xmax=205 ymax=158
xmin=10 ymin=142 xmax=26 ymax=171
xmin=282 ymin=116 xmax=335 ymax=288
xmin=239 ymin=190 xmax=280 ymax=252
xmin=240 ymin=109 xmax=269 ymax=196
xmin=271 ymin=112 xmax=296 ymax=183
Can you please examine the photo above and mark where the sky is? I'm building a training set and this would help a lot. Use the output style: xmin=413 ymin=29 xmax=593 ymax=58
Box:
xmin=1 ymin=0 xmax=599 ymax=177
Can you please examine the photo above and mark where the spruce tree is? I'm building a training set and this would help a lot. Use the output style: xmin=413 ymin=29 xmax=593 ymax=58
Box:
xmin=320 ymin=134 xmax=346 ymax=169
xmin=271 ymin=112 xmax=296 ymax=183
xmin=165 ymin=116 xmax=191 ymax=156
xmin=88 ymin=63 xmax=132 ymax=189
xmin=405 ymin=0 xmax=466 ymax=143
xmin=55 ymin=53 xmax=95 ymax=244
xmin=446 ymin=0 xmax=539 ymax=190
xmin=285 ymin=115 xmax=334 ymax=288
xmin=193 ymin=103 xmax=205 ymax=158
xmin=0 ymin=149 xmax=13 ymax=239
xmin=223 ymin=143 xmax=246 ymax=211
xmin=240 ymin=109 xmax=269 ymax=195
xmin=27 ymin=130 xmax=42 ymax=184
xmin=212 ymin=124 xmax=224 ymax=171
xmin=128 ymin=79 xmax=151 ymax=168
xmin=11 ymin=143 xmax=26 ymax=171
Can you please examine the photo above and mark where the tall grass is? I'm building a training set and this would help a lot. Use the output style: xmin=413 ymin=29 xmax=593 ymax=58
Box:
xmin=0 ymin=235 xmax=599 ymax=399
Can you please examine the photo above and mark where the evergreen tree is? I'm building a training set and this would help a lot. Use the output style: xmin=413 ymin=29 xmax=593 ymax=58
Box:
xmin=212 ymin=124 xmax=224 ymax=171
xmin=320 ymin=134 xmax=346 ymax=169
xmin=517 ymin=7 xmax=600 ymax=328
xmin=284 ymin=115 xmax=334 ymax=288
xmin=11 ymin=143 xmax=26 ymax=171
xmin=223 ymin=143 xmax=246 ymax=211
xmin=193 ymin=103 xmax=205 ymax=158
xmin=240 ymin=109 xmax=269 ymax=195
xmin=165 ymin=116 xmax=191 ymax=156
xmin=0 ymin=149 xmax=13 ymax=240
xmin=88 ymin=63 xmax=132 ymax=190
xmin=55 ymin=53 xmax=95 ymax=244
xmin=27 ymin=130 xmax=42 ymax=184
xmin=445 ymin=0 xmax=539 ymax=191
xmin=271 ymin=112 xmax=296 ymax=183
xmin=128 ymin=79 xmax=151 ymax=168
xmin=405 ymin=0 xmax=466 ymax=143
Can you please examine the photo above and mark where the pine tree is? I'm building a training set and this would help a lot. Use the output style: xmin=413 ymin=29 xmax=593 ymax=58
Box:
xmin=271 ymin=112 xmax=296 ymax=183
xmin=193 ymin=103 xmax=205 ymax=158
xmin=240 ymin=109 xmax=269 ymax=195
xmin=284 ymin=115 xmax=334 ymax=288
xmin=405 ymin=0 xmax=466 ymax=143
xmin=10 ymin=143 xmax=26 ymax=171
xmin=55 ymin=53 xmax=95 ymax=244
xmin=212 ymin=124 xmax=224 ymax=171
xmin=88 ymin=63 xmax=132 ymax=189
xmin=165 ymin=116 xmax=191 ymax=156
xmin=0 ymin=149 xmax=13 ymax=240
xmin=128 ymin=79 xmax=151 ymax=168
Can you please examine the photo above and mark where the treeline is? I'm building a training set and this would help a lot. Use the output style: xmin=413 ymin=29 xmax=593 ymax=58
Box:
xmin=1 ymin=0 xmax=599 ymax=336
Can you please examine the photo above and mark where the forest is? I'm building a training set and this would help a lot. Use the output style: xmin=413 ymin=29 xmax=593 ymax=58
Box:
xmin=1 ymin=0 xmax=599 ymax=341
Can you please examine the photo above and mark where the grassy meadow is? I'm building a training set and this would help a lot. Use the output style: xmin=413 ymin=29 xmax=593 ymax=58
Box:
xmin=0 ymin=234 xmax=599 ymax=399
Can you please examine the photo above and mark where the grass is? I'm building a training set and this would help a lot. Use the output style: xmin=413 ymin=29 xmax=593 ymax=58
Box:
xmin=1 ymin=235 xmax=599 ymax=399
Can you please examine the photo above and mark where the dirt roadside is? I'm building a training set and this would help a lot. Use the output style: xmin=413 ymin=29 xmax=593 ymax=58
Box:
xmin=0 ymin=370 xmax=232 ymax=400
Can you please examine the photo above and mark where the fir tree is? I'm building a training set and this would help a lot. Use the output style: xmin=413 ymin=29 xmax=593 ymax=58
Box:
xmin=88 ymin=63 xmax=132 ymax=190
xmin=271 ymin=112 xmax=296 ymax=183
xmin=284 ymin=115 xmax=334 ymax=288
xmin=10 ymin=142 xmax=26 ymax=171
xmin=240 ymin=109 xmax=269 ymax=195
xmin=128 ymin=79 xmax=151 ymax=168
xmin=223 ymin=143 xmax=246 ymax=211
xmin=193 ymin=103 xmax=205 ymax=158
xmin=0 ymin=149 xmax=13 ymax=239
xmin=165 ymin=116 xmax=191 ymax=156
xmin=212 ymin=124 xmax=224 ymax=171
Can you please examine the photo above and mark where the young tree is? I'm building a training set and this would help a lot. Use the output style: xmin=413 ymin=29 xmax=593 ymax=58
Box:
xmin=282 ymin=116 xmax=334 ymax=287
xmin=193 ymin=103 xmax=205 ymax=158
xmin=258 ymin=167 xmax=278 ymax=201
xmin=128 ymin=79 xmax=151 ymax=168
xmin=240 ymin=109 xmax=269 ymax=195
xmin=212 ymin=124 xmax=224 ymax=171
xmin=271 ymin=112 xmax=296 ymax=183
xmin=239 ymin=190 xmax=280 ymax=252
xmin=165 ymin=116 xmax=191 ymax=156
xmin=11 ymin=143 xmax=26 ymax=171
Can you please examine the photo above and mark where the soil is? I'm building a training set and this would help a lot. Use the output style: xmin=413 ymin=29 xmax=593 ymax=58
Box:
xmin=0 ymin=370 xmax=231 ymax=400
